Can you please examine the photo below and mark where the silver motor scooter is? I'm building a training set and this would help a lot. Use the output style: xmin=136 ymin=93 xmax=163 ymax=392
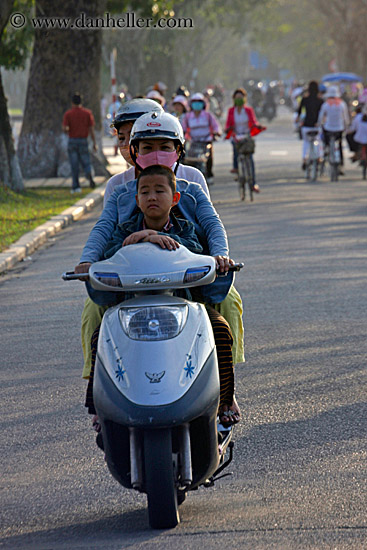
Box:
xmin=63 ymin=243 xmax=243 ymax=529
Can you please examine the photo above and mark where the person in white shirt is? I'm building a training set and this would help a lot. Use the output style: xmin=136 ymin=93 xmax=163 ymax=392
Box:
xmin=349 ymin=107 xmax=367 ymax=146
xmin=318 ymin=86 xmax=350 ymax=173
xmin=348 ymin=106 xmax=367 ymax=164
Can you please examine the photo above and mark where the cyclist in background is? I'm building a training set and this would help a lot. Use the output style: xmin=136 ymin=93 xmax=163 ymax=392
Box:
xmin=317 ymin=86 xmax=349 ymax=175
xmin=224 ymin=88 xmax=265 ymax=193
xmin=296 ymin=81 xmax=324 ymax=171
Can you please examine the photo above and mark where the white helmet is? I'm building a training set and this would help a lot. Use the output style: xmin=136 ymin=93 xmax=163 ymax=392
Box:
xmin=146 ymin=89 xmax=166 ymax=106
xmin=111 ymin=98 xmax=163 ymax=128
xmin=130 ymin=111 xmax=185 ymax=146
xmin=130 ymin=111 xmax=185 ymax=169
xmin=325 ymin=86 xmax=340 ymax=99
xmin=190 ymin=92 xmax=205 ymax=102
xmin=172 ymin=95 xmax=189 ymax=111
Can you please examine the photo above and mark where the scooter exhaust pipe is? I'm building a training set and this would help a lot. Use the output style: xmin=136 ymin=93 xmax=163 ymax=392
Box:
xmin=179 ymin=424 xmax=192 ymax=487
xmin=129 ymin=427 xmax=143 ymax=490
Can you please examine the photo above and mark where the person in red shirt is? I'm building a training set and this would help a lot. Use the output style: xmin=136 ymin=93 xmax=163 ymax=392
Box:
xmin=62 ymin=93 xmax=97 ymax=193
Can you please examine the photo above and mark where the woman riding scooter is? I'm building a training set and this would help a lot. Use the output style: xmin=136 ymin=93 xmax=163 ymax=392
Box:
xmin=181 ymin=92 xmax=221 ymax=184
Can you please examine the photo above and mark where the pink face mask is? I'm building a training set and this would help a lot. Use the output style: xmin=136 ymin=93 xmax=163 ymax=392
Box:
xmin=136 ymin=150 xmax=178 ymax=170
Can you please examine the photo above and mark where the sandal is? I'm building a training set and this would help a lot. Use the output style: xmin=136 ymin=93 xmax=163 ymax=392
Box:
xmin=92 ymin=414 xmax=101 ymax=433
xmin=218 ymin=408 xmax=240 ymax=426
xmin=218 ymin=397 xmax=241 ymax=426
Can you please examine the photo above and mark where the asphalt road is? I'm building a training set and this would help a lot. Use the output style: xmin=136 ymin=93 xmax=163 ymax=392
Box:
xmin=1 ymin=112 xmax=366 ymax=549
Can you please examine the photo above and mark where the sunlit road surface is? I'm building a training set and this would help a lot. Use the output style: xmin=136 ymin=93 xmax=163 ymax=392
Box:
xmin=1 ymin=111 xmax=366 ymax=549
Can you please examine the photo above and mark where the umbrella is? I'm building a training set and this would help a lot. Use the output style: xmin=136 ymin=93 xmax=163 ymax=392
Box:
xmin=322 ymin=72 xmax=363 ymax=83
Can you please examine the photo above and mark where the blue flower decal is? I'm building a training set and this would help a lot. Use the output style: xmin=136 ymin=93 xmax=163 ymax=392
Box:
xmin=115 ymin=364 xmax=126 ymax=381
xmin=184 ymin=354 xmax=195 ymax=378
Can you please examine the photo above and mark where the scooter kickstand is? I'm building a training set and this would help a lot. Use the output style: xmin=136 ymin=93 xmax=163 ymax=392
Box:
xmin=203 ymin=441 xmax=234 ymax=487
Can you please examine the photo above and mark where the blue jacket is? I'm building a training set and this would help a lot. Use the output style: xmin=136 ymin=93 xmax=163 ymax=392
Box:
xmin=80 ymin=178 xmax=233 ymax=303
xmin=104 ymin=212 xmax=203 ymax=258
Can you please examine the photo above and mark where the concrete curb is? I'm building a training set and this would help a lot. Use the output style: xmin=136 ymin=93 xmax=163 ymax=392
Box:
xmin=0 ymin=184 xmax=106 ymax=275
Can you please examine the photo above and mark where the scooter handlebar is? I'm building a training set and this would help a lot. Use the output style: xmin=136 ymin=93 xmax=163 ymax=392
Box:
xmin=62 ymin=263 xmax=244 ymax=282
xmin=62 ymin=271 xmax=89 ymax=281
xmin=229 ymin=262 xmax=244 ymax=272
xmin=216 ymin=262 xmax=244 ymax=274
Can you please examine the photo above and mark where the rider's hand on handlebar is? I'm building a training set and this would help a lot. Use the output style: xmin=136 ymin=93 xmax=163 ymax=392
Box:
xmin=74 ymin=262 xmax=91 ymax=281
xmin=214 ymin=255 xmax=234 ymax=273
xmin=143 ymin=234 xmax=180 ymax=250
xmin=123 ymin=230 xmax=157 ymax=246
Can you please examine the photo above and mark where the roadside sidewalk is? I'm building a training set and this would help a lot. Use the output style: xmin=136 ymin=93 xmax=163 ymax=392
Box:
xmin=0 ymin=146 xmax=126 ymax=275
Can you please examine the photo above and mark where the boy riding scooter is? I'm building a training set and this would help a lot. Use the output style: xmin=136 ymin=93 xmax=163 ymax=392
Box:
xmin=86 ymin=164 xmax=240 ymax=429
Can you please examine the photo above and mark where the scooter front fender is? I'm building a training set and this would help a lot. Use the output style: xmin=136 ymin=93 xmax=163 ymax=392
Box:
xmin=94 ymin=348 xmax=219 ymax=428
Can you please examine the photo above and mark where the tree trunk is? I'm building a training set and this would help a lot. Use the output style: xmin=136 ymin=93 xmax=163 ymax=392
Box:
xmin=18 ymin=0 xmax=109 ymax=178
xmin=0 ymin=0 xmax=24 ymax=190
xmin=0 ymin=70 xmax=24 ymax=190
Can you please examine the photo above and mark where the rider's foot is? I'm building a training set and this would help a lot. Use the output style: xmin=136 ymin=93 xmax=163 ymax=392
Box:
xmin=252 ymin=184 xmax=260 ymax=193
xmin=302 ymin=161 xmax=306 ymax=171
xmin=218 ymin=397 xmax=241 ymax=426
xmin=230 ymin=168 xmax=238 ymax=174
xmin=92 ymin=414 xmax=101 ymax=433
xmin=338 ymin=169 xmax=345 ymax=176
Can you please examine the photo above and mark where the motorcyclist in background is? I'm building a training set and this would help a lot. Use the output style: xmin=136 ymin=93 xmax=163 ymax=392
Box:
xmin=181 ymin=92 xmax=221 ymax=185
xmin=262 ymin=84 xmax=277 ymax=121
xmin=170 ymin=95 xmax=189 ymax=121
xmin=146 ymin=89 xmax=166 ymax=108
xmin=204 ymin=87 xmax=222 ymax=118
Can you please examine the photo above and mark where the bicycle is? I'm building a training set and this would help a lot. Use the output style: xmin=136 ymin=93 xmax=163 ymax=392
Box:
xmin=305 ymin=130 xmax=321 ymax=182
xmin=326 ymin=131 xmax=342 ymax=182
xmin=235 ymin=134 xmax=255 ymax=201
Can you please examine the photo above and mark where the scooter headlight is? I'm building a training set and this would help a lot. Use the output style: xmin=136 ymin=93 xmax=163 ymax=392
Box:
xmin=119 ymin=305 xmax=188 ymax=341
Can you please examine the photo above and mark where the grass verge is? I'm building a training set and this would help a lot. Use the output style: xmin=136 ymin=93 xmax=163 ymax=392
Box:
xmin=0 ymin=186 xmax=91 ymax=252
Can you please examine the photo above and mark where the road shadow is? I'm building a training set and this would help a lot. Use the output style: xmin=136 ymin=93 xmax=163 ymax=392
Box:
xmin=241 ymin=401 xmax=367 ymax=463
xmin=0 ymin=508 xmax=162 ymax=549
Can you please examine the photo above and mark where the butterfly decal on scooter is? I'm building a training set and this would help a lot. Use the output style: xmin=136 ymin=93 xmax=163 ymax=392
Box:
xmin=145 ymin=371 xmax=165 ymax=383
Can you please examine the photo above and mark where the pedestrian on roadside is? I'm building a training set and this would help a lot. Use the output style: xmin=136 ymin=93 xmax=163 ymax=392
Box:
xmin=62 ymin=93 xmax=97 ymax=193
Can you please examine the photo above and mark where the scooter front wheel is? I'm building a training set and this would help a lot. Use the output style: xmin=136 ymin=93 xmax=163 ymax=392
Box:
xmin=144 ymin=428 xmax=179 ymax=529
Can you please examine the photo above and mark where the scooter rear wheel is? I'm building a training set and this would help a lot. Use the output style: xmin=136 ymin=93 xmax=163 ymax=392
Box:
xmin=144 ymin=429 xmax=179 ymax=529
